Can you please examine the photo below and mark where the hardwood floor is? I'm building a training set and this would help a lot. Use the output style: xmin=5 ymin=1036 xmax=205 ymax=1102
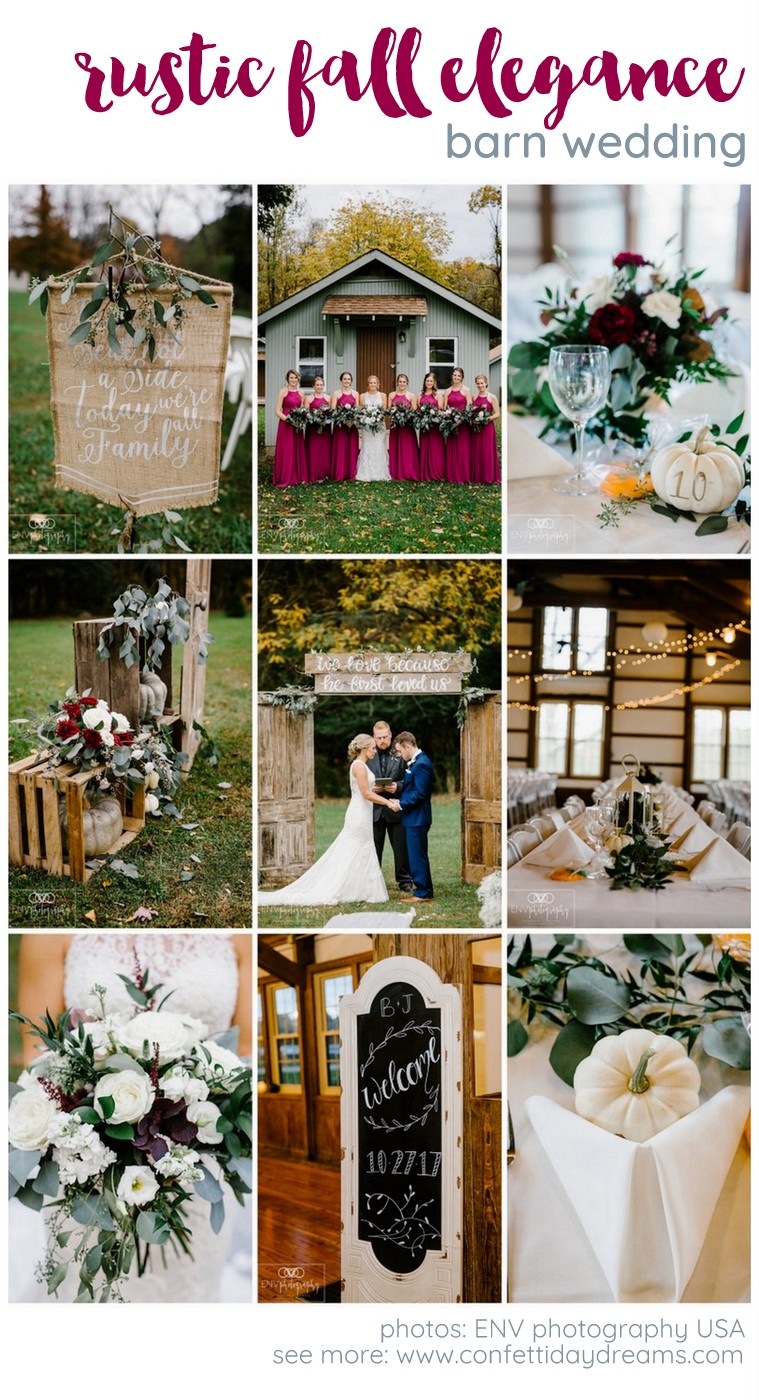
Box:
xmin=258 ymin=1152 xmax=342 ymax=1302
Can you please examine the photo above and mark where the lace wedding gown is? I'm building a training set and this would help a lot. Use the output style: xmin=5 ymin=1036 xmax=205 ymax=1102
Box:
xmin=36 ymin=933 xmax=244 ymax=1304
xmin=356 ymin=392 xmax=390 ymax=481
xmin=258 ymin=761 xmax=388 ymax=905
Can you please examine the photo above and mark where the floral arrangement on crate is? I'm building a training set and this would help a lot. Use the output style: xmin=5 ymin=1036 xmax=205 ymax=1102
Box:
xmin=9 ymin=961 xmax=252 ymax=1303
xmin=29 ymin=212 xmax=218 ymax=364
xmin=507 ymin=933 xmax=750 ymax=1087
xmin=508 ymin=250 xmax=735 ymax=445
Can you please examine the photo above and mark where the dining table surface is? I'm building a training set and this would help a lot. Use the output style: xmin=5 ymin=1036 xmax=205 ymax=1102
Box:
xmin=507 ymin=791 xmax=751 ymax=930
xmin=508 ymin=934 xmax=751 ymax=1304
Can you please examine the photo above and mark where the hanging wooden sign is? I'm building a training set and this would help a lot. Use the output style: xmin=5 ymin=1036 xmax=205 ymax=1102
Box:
xmin=341 ymin=956 xmax=462 ymax=1303
xmin=46 ymin=276 xmax=232 ymax=516
xmin=306 ymin=651 xmax=472 ymax=696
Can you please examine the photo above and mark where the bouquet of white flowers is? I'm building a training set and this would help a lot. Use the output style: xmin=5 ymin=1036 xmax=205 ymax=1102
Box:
xmin=9 ymin=962 xmax=251 ymax=1302
xmin=359 ymin=404 xmax=387 ymax=434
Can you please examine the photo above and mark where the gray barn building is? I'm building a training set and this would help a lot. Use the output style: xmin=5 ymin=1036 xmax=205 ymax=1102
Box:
xmin=259 ymin=249 xmax=501 ymax=450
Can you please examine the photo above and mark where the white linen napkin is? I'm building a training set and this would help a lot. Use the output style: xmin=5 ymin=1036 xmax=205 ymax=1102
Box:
xmin=667 ymin=807 xmax=702 ymax=837
xmin=507 ymin=414 xmax=568 ymax=480
xmin=665 ymin=822 xmax=714 ymax=855
xmin=527 ymin=1086 xmax=750 ymax=1302
xmin=685 ymin=837 xmax=751 ymax=885
xmin=521 ymin=826 xmax=594 ymax=868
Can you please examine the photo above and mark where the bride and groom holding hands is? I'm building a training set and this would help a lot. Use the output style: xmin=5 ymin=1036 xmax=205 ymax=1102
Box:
xmin=258 ymin=720 xmax=435 ymax=908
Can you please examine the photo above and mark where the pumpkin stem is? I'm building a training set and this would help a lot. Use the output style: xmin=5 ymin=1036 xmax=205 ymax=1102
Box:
xmin=627 ymin=1047 xmax=656 ymax=1094
xmin=694 ymin=426 xmax=712 ymax=454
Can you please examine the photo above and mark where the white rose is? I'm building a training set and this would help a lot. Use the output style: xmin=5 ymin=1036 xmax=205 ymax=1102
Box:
xmin=100 ymin=730 xmax=115 ymax=747
xmin=579 ymin=273 xmax=615 ymax=314
xmin=84 ymin=704 xmax=113 ymax=733
xmin=186 ymin=1099 xmax=224 ymax=1144
xmin=641 ymin=290 xmax=682 ymax=330
xmin=159 ymin=1066 xmax=209 ymax=1104
xmin=85 ymin=1014 xmax=127 ymax=1064
xmin=94 ymin=1067 xmax=155 ymax=1124
xmin=9 ymin=1086 xmax=62 ymax=1151
xmin=195 ymin=1039 xmax=244 ymax=1084
xmin=110 ymin=711 xmax=131 ymax=733
xmin=131 ymin=747 xmax=144 ymax=760
xmin=116 ymin=1164 xmax=160 ymax=1207
xmin=119 ymin=1010 xmax=206 ymax=1065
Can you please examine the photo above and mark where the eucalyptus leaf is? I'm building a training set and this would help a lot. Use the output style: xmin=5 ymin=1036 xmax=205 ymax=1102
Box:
xmin=195 ymin=1166 xmax=224 ymax=1204
xmin=694 ymin=514 xmax=729 ymax=538
xmin=210 ymin=1196 xmax=226 ymax=1234
xmin=702 ymin=1017 xmax=751 ymax=1070
xmin=566 ymin=965 xmax=630 ymax=1025
xmin=32 ymin=1158 xmax=60 ymax=1197
xmin=8 ymin=1148 xmax=41 ymax=1189
xmin=548 ymin=1020 xmax=597 ymax=1086
xmin=507 ymin=1020 xmax=528 ymax=1057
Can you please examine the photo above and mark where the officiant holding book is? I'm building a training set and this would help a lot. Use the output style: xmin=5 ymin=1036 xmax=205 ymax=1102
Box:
xmin=366 ymin=720 xmax=414 ymax=894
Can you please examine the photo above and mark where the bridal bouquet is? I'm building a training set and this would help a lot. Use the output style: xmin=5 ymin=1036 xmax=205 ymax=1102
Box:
xmin=359 ymin=404 xmax=387 ymax=434
xmin=508 ymin=250 xmax=735 ymax=445
xmin=9 ymin=964 xmax=252 ymax=1302
xmin=388 ymin=402 xmax=417 ymax=430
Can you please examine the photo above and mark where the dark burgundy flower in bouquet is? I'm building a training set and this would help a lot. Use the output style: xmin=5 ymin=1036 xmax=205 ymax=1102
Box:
xmin=134 ymin=1097 xmax=197 ymax=1162
xmin=62 ymin=701 xmax=82 ymax=720
xmin=588 ymin=302 xmax=637 ymax=348
xmin=613 ymin=252 xmax=650 ymax=269
xmin=56 ymin=718 xmax=80 ymax=740
xmin=82 ymin=728 xmax=104 ymax=748
xmin=79 ymin=696 xmax=99 ymax=709
xmin=112 ymin=732 xmax=134 ymax=746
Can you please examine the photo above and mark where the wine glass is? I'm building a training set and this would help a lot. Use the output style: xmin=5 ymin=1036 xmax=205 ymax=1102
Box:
xmin=548 ymin=345 xmax=611 ymax=495
xmin=583 ymin=801 xmax=615 ymax=880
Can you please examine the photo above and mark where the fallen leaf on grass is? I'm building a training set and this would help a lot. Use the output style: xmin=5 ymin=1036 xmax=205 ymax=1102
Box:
xmin=190 ymin=854 xmax=202 ymax=865
xmin=125 ymin=906 xmax=160 ymax=924
xmin=179 ymin=870 xmax=196 ymax=882
xmin=109 ymin=859 xmax=141 ymax=880
xmin=217 ymin=782 xmax=233 ymax=790
xmin=180 ymin=822 xmax=200 ymax=831
xmin=84 ymin=910 xmax=97 ymax=924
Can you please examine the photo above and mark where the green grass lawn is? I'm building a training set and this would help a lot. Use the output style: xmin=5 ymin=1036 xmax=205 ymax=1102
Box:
xmin=257 ymin=794 xmax=480 ymax=929
xmin=257 ymin=409 xmax=501 ymax=555
xmin=9 ymin=291 xmax=252 ymax=554
xmin=9 ymin=613 xmax=252 ymax=929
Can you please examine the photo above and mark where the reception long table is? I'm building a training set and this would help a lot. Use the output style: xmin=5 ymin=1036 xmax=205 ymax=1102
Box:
xmin=507 ymin=799 xmax=750 ymax=929
xmin=508 ymin=935 xmax=750 ymax=1303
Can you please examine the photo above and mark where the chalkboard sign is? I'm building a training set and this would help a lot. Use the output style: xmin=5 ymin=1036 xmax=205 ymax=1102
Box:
xmin=341 ymin=956 xmax=462 ymax=1303
xmin=357 ymin=981 xmax=442 ymax=1273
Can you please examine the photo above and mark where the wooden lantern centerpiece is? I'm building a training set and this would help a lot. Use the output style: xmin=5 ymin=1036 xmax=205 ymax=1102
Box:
xmin=613 ymin=754 xmax=652 ymax=835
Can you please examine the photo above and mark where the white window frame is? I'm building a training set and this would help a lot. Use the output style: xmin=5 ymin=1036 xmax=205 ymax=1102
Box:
xmin=296 ymin=334 xmax=326 ymax=388
xmin=426 ymin=335 xmax=459 ymax=388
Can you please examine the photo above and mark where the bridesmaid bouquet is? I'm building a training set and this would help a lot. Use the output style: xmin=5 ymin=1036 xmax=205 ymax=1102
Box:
xmin=358 ymin=405 xmax=387 ymax=434
xmin=508 ymin=250 xmax=735 ymax=445
xmin=332 ymin=402 xmax=360 ymax=431
xmin=9 ymin=964 xmax=252 ymax=1302
xmin=388 ymin=402 xmax=417 ymax=430
xmin=416 ymin=401 xmax=441 ymax=434
xmin=304 ymin=405 xmax=333 ymax=434
xmin=466 ymin=403 xmax=492 ymax=434
xmin=438 ymin=406 xmax=466 ymax=440
xmin=286 ymin=406 xmax=310 ymax=435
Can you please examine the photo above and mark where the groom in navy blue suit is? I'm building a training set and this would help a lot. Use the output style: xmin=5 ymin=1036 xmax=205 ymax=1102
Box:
xmin=393 ymin=731 xmax=434 ymax=902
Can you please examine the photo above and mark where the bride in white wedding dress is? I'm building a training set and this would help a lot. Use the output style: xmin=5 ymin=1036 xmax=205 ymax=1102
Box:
xmin=356 ymin=376 xmax=390 ymax=482
xmin=258 ymin=735 xmax=395 ymax=905
xmin=12 ymin=932 xmax=251 ymax=1304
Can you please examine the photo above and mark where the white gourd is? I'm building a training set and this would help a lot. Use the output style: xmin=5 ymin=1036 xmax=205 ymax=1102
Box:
xmin=61 ymin=794 xmax=124 ymax=857
xmin=144 ymin=793 xmax=160 ymax=814
xmin=139 ymin=669 xmax=167 ymax=722
xmin=650 ymin=426 xmax=744 ymax=515
xmin=574 ymin=1028 xmax=701 ymax=1142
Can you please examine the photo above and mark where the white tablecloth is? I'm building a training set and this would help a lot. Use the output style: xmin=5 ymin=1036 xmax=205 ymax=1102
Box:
xmin=508 ymin=935 xmax=751 ymax=1303
xmin=507 ymin=800 xmax=750 ymax=929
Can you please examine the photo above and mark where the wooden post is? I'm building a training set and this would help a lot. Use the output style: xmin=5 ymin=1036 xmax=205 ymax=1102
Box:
xmin=179 ymin=559 xmax=212 ymax=768
xmin=374 ymin=934 xmax=502 ymax=1304
xmin=461 ymin=692 xmax=502 ymax=883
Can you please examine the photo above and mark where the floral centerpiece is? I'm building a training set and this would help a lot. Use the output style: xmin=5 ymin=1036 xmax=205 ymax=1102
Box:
xmin=9 ymin=962 xmax=252 ymax=1302
xmin=508 ymin=250 xmax=735 ymax=445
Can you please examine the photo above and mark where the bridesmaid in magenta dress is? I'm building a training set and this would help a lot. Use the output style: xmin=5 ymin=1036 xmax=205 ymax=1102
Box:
xmin=388 ymin=374 xmax=420 ymax=481
xmin=273 ymin=370 xmax=307 ymax=488
xmin=305 ymin=375 xmax=332 ymax=483
xmin=330 ymin=371 xmax=359 ymax=481
xmin=471 ymin=374 xmax=501 ymax=484
xmin=443 ymin=366 xmax=473 ymax=484
xmin=418 ymin=372 xmax=445 ymax=482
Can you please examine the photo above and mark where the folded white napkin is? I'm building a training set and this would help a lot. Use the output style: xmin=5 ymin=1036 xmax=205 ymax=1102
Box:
xmin=667 ymin=807 xmax=701 ymax=837
xmin=527 ymin=1086 xmax=750 ymax=1302
xmin=665 ymin=822 xmax=714 ymax=855
xmin=685 ymin=836 xmax=751 ymax=885
xmin=521 ymin=826 xmax=593 ymax=868
xmin=507 ymin=414 xmax=569 ymax=480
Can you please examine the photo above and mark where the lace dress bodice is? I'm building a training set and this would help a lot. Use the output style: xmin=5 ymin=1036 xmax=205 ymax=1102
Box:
xmin=356 ymin=396 xmax=390 ymax=481
xmin=65 ymin=933 xmax=238 ymax=1036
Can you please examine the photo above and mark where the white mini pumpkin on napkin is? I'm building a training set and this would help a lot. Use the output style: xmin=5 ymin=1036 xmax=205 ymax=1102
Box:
xmin=574 ymin=1028 xmax=701 ymax=1142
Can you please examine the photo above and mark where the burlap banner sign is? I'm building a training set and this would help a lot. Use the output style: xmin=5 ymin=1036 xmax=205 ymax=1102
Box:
xmin=46 ymin=274 xmax=232 ymax=516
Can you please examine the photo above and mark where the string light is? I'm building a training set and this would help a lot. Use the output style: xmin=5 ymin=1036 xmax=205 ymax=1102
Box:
xmin=507 ymin=658 xmax=742 ymax=712
xmin=508 ymin=619 xmax=749 ymax=686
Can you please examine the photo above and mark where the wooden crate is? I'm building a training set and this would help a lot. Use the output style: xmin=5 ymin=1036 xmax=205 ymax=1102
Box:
xmin=8 ymin=752 xmax=146 ymax=883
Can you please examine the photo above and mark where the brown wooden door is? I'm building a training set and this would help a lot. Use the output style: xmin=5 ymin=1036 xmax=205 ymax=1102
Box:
xmin=461 ymin=693 xmax=502 ymax=883
xmin=258 ymin=701 xmax=315 ymax=884
xmin=356 ymin=326 xmax=396 ymax=398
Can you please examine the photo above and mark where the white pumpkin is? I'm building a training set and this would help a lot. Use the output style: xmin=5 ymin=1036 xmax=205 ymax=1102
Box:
xmin=144 ymin=793 xmax=160 ymax=814
xmin=61 ymin=794 xmax=124 ymax=856
xmin=574 ymin=1028 xmax=701 ymax=1142
xmin=139 ymin=669 xmax=167 ymax=722
xmin=604 ymin=833 xmax=634 ymax=854
xmin=650 ymin=426 xmax=744 ymax=515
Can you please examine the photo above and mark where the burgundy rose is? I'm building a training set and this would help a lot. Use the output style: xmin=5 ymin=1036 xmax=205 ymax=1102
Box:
xmin=56 ymin=718 xmax=80 ymax=740
xmin=613 ymin=252 xmax=650 ymax=268
xmin=588 ymin=303 xmax=637 ymax=348
xmin=62 ymin=700 xmax=82 ymax=720
xmin=79 ymin=696 xmax=99 ymax=709
xmin=82 ymin=728 xmax=103 ymax=748
xmin=112 ymin=731 xmax=134 ymax=746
